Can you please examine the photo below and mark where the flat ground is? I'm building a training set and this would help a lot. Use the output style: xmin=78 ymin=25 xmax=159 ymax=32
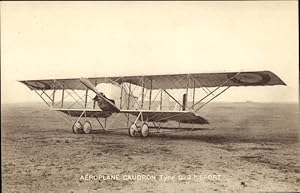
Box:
xmin=1 ymin=102 xmax=299 ymax=193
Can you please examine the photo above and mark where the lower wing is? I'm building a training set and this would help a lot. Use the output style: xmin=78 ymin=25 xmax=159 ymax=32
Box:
xmin=53 ymin=109 xmax=209 ymax=124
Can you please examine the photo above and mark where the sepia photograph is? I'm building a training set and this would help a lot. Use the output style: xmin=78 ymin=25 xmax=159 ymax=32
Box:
xmin=1 ymin=1 xmax=299 ymax=192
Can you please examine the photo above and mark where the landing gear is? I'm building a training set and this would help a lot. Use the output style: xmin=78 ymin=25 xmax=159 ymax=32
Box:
xmin=82 ymin=121 xmax=92 ymax=134
xmin=72 ymin=121 xmax=83 ymax=134
xmin=128 ymin=122 xmax=150 ymax=138
xmin=128 ymin=123 xmax=138 ymax=137
xmin=72 ymin=120 xmax=92 ymax=134
xmin=128 ymin=112 xmax=151 ymax=138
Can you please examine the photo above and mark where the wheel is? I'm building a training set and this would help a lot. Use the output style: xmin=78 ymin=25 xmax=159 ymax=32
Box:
xmin=141 ymin=123 xmax=149 ymax=137
xmin=128 ymin=123 xmax=138 ymax=137
xmin=82 ymin=121 xmax=92 ymax=134
xmin=72 ymin=121 xmax=82 ymax=134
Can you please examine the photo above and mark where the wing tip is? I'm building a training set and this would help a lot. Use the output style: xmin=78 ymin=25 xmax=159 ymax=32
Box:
xmin=265 ymin=70 xmax=287 ymax=86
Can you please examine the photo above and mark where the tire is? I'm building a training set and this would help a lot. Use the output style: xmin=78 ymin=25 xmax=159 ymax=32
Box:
xmin=128 ymin=123 xmax=138 ymax=137
xmin=82 ymin=121 xmax=92 ymax=134
xmin=72 ymin=121 xmax=82 ymax=134
xmin=141 ymin=123 xmax=149 ymax=137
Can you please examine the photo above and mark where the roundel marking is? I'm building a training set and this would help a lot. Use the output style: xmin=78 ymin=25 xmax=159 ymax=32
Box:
xmin=26 ymin=81 xmax=52 ymax=90
xmin=226 ymin=72 xmax=271 ymax=85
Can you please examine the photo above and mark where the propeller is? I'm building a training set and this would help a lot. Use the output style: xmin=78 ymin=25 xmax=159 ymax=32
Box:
xmin=80 ymin=77 xmax=120 ymax=112
xmin=80 ymin=77 xmax=101 ymax=96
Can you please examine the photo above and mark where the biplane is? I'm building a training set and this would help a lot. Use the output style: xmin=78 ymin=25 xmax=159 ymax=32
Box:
xmin=19 ymin=71 xmax=286 ymax=137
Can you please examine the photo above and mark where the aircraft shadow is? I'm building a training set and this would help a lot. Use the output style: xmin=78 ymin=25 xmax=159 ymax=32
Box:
xmin=90 ymin=128 xmax=293 ymax=144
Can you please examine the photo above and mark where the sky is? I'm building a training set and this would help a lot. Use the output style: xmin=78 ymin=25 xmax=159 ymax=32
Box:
xmin=1 ymin=1 xmax=298 ymax=104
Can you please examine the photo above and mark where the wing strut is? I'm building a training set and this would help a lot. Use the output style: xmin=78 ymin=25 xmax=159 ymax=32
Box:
xmin=190 ymin=72 xmax=240 ymax=112
xmin=194 ymin=86 xmax=231 ymax=112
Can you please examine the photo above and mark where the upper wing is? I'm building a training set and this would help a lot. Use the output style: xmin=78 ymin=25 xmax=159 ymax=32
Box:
xmin=54 ymin=109 xmax=209 ymax=124
xmin=144 ymin=71 xmax=286 ymax=89
xmin=19 ymin=70 xmax=286 ymax=90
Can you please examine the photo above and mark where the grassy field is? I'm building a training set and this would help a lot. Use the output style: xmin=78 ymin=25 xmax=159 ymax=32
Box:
xmin=1 ymin=102 xmax=299 ymax=192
